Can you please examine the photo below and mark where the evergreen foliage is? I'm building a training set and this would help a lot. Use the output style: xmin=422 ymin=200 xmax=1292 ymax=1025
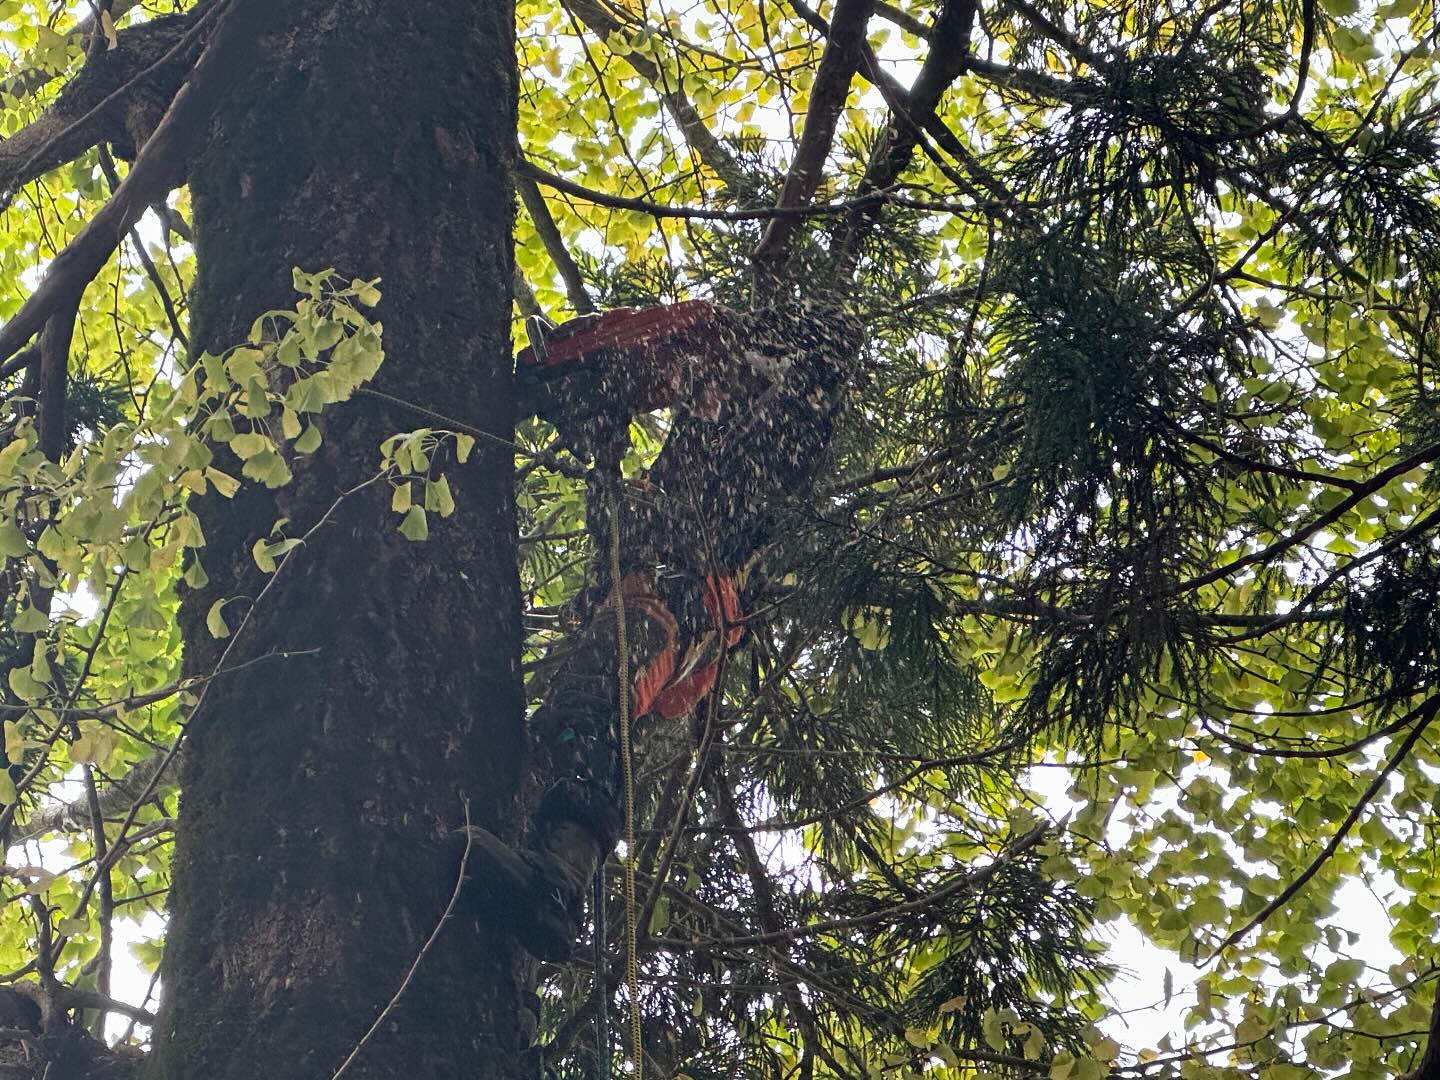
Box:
xmin=0 ymin=0 xmax=1438 ymax=1075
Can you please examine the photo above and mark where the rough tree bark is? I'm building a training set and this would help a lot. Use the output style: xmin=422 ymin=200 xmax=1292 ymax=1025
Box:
xmin=145 ymin=3 xmax=527 ymax=1078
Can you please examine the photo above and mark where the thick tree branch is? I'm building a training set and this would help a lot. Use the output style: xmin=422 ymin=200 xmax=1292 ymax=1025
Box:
xmin=97 ymin=145 xmax=189 ymax=349
xmin=774 ymin=0 xmax=1000 ymax=265
xmin=965 ymin=54 xmax=1102 ymax=103
xmin=752 ymin=0 xmax=874 ymax=279
xmin=0 ymin=13 xmax=194 ymax=198
xmin=1411 ymin=976 xmax=1440 ymax=1080
xmin=831 ymin=0 xmax=978 ymax=270
xmin=871 ymin=0 xmax=929 ymax=38
xmin=0 ymin=0 xmax=252 ymax=369
xmin=0 ymin=0 xmax=144 ymax=102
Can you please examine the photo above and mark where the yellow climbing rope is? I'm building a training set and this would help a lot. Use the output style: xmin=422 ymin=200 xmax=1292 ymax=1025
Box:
xmin=609 ymin=493 xmax=643 ymax=1080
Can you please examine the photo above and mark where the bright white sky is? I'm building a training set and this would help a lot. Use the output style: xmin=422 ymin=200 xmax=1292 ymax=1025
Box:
xmin=1028 ymin=764 xmax=1406 ymax=1056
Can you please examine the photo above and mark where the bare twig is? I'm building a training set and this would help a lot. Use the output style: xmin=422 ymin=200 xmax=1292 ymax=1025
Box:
xmin=329 ymin=797 xmax=474 ymax=1080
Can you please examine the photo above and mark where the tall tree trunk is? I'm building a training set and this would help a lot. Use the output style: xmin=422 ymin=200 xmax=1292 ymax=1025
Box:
xmin=146 ymin=4 xmax=526 ymax=1078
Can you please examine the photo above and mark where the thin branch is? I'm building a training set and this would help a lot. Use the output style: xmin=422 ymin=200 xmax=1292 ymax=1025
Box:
xmin=1224 ymin=0 xmax=1314 ymax=139
xmin=1199 ymin=702 xmax=1436 ymax=762
xmin=1411 ymin=974 xmax=1440 ymax=1080
xmin=98 ymin=145 xmax=189 ymax=349
xmin=329 ymin=797 xmax=473 ymax=1080
xmin=1208 ymin=695 xmax=1440 ymax=960
xmin=80 ymin=763 xmax=113 ymax=1039
xmin=707 ymin=757 xmax=843 ymax=1073
xmin=518 ymin=169 xmax=597 ymax=316
xmin=524 ymin=158 xmax=895 ymax=219
xmin=636 ymin=684 xmax=721 ymax=933
xmin=1000 ymin=0 xmax=1109 ymax=71
xmin=1171 ymin=438 xmax=1440 ymax=598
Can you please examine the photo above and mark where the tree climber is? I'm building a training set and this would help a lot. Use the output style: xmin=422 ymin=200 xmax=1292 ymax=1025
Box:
xmin=467 ymin=299 xmax=863 ymax=960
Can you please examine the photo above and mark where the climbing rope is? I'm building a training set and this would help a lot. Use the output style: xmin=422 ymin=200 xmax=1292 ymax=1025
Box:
xmin=355 ymin=386 xmax=519 ymax=452
xmin=609 ymin=492 xmax=643 ymax=1080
